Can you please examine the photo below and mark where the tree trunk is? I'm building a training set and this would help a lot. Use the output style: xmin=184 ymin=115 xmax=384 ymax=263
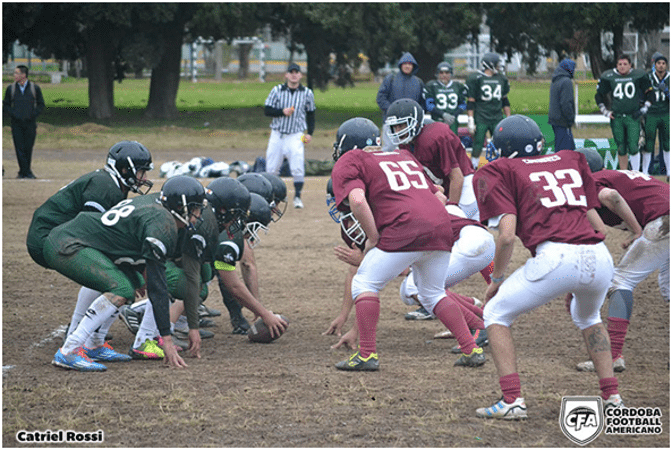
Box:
xmin=85 ymin=25 xmax=115 ymax=119
xmin=144 ymin=28 xmax=182 ymax=119
xmin=237 ymin=43 xmax=252 ymax=79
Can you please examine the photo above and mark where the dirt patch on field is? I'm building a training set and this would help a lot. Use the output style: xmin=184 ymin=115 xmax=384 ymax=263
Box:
xmin=2 ymin=147 xmax=669 ymax=447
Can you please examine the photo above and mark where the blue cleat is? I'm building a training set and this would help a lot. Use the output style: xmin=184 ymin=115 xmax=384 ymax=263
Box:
xmin=84 ymin=342 xmax=132 ymax=362
xmin=52 ymin=348 xmax=107 ymax=372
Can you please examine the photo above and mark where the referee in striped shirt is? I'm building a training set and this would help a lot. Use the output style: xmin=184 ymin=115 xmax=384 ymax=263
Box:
xmin=264 ymin=62 xmax=316 ymax=209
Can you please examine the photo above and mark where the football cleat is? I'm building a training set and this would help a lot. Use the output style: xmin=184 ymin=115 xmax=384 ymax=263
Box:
xmin=52 ymin=348 xmax=107 ymax=372
xmin=84 ymin=342 xmax=132 ymax=362
xmin=576 ymin=355 xmax=625 ymax=372
xmin=476 ymin=397 xmax=528 ymax=420
xmin=335 ymin=351 xmax=380 ymax=371
xmin=454 ymin=347 xmax=486 ymax=367
xmin=129 ymin=339 xmax=164 ymax=360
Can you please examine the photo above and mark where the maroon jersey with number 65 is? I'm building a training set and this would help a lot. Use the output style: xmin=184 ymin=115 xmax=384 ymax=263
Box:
xmin=474 ymin=150 xmax=604 ymax=255
xmin=332 ymin=148 xmax=455 ymax=253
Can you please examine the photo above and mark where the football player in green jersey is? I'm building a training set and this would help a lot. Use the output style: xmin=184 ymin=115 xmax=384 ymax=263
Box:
xmin=47 ymin=176 xmax=206 ymax=371
xmin=425 ymin=62 xmax=468 ymax=134
xmin=206 ymin=177 xmax=288 ymax=339
xmin=466 ymin=53 xmax=511 ymax=169
xmin=595 ymin=54 xmax=651 ymax=170
xmin=643 ymin=52 xmax=669 ymax=176
xmin=27 ymin=140 xmax=153 ymax=363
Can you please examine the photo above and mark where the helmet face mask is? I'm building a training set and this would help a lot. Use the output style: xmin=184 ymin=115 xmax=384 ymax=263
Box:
xmin=260 ymin=172 xmax=288 ymax=222
xmin=482 ymin=52 xmax=501 ymax=74
xmin=340 ymin=212 xmax=366 ymax=246
xmin=384 ymin=99 xmax=424 ymax=146
xmin=491 ymin=115 xmax=545 ymax=160
xmin=106 ymin=141 xmax=154 ymax=195
xmin=159 ymin=176 xmax=207 ymax=231
xmin=332 ymin=117 xmax=381 ymax=161
xmin=245 ymin=193 xmax=272 ymax=248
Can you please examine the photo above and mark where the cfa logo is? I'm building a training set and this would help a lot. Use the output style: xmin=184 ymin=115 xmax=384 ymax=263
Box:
xmin=560 ymin=396 xmax=604 ymax=445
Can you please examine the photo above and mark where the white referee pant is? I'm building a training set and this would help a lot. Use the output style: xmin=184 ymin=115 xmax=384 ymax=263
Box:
xmin=265 ymin=130 xmax=305 ymax=183
xmin=484 ymin=241 xmax=614 ymax=330
xmin=352 ymin=248 xmax=452 ymax=311
xmin=611 ymin=215 xmax=670 ymax=301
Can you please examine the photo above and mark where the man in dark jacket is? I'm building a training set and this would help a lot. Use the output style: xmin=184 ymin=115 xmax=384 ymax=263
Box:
xmin=377 ymin=52 xmax=425 ymax=151
xmin=3 ymin=65 xmax=45 ymax=179
xmin=548 ymin=59 xmax=576 ymax=152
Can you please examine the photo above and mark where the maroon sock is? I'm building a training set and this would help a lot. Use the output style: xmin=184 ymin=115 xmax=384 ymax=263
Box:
xmin=599 ymin=377 xmax=619 ymax=400
xmin=453 ymin=292 xmax=484 ymax=318
xmin=499 ymin=373 xmax=521 ymax=403
xmin=607 ymin=317 xmax=629 ymax=360
xmin=458 ymin=302 xmax=484 ymax=330
xmin=433 ymin=295 xmax=476 ymax=354
xmin=355 ymin=296 xmax=380 ymax=358
xmin=480 ymin=261 xmax=494 ymax=285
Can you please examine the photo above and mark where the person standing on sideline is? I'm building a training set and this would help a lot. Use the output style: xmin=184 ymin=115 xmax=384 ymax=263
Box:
xmin=264 ymin=62 xmax=316 ymax=209
xmin=465 ymin=53 xmax=511 ymax=169
xmin=642 ymin=52 xmax=669 ymax=176
xmin=376 ymin=52 xmax=425 ymax=151
xmin=425 ymin=62 xmax=468 ymax=135
xmin=3 ymin=65 xmax=45 ymax=179
xmin=595 ymin=54 xmax=650 ymax=171
xmin=548 ymin=58 xmax=576 ymax=151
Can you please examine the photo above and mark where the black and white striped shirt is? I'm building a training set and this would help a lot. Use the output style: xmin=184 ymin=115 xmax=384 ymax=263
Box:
xmin=264 ymin=83 xmax=316 ymax=134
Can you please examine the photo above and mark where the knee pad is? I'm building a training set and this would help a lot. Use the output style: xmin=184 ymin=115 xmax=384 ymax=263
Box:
xmin=607 ymin=289 xmax=634 ymax=320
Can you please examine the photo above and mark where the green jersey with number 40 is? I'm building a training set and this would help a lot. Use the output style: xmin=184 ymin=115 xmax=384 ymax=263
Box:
xmin=46 ymin=194 xmax=179 ymax=267
xmin=596 ymin=68 xmax=649 ymax=115
xmin=466 ymin=72 xmax=510 ymax=123
xmin=425 ymin=79 xmax=467 ymax=120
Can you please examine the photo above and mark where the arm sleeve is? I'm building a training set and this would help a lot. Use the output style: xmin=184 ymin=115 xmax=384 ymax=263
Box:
xmin=264 ymin=105 xmax=284 ymax=117
xmin=306 ymin=110 xmax=315 ymax=135
xmin=145 ymin=259 xmax=172 ymax=337
xmin=181 ymin=253 xmax=202 ymax=330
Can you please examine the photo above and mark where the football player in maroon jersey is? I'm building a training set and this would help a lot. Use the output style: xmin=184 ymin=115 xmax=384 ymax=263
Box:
xmin=473 ymin=115 xmax=622 ymax=420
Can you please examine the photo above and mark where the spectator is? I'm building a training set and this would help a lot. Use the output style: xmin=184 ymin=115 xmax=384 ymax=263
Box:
xmin=263 ymin=63 xmax=316 ymax=209
xmin=548 ymin=58 xmax=576 ymax=151
xmin=376 ymin=52 xmax=425 ymax=151
xmin=3 ymin=65 xmax=45 ymax=179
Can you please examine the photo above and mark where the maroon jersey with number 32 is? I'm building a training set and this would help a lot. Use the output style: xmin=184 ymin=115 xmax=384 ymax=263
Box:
xmin=332 ymin=148 xmax=455 ymax=252
xmin=473 ymin=150 xmax=604 ymax=255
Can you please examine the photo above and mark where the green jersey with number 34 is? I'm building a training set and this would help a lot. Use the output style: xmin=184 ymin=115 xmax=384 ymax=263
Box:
xmin=596 ymin=68 xmax=649 ymax=115
xmin=466 ymin=71 xmax=510 ymax=123
xmin=46 ymin=194 xmax=179 ymax=267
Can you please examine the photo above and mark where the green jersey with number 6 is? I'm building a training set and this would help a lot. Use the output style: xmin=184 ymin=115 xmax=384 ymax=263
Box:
xmin=46 ymin=194 xmax=178 ymax=267
xmin=425 ymin=79 xmax=467 ymax=120
xmin=596 ymin=68 xmax=649 ymax=115
xmin=466 ymin=72 xmax=510 ymax=123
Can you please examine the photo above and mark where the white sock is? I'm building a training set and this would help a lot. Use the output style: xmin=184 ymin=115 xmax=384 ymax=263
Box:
xmin=62 ymin=295 xmax=118 ymax=355
xmin=133 ymin=300 xmax=158 ymax=349
xmin=664 ymin=152 xmax=670 ymax=175
xmin=642 ymin=153 xmax=652 ymax=175
xmin=85 ymin=309 xmax=120 ymax=349
xmin=67 ymin=287 xmax=101 ymax=337
xmin=629 ymin=153 xmax=641 ymax=172
xmin=471 ymin=156 xmax=480 ymax=170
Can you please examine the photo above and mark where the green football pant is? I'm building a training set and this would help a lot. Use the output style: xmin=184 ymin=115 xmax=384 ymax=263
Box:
xmin=472 ymin=121 xmax=498 ymax=158
xmin=645 ymin=112 xmax=670 ymax=153
xmin=611 ymin=114 xmax=641 ymax=156
xmin=42 ymin=243 xmax=144 ymax=302
xmin=165 ymin=260 xmax=213 ymax=301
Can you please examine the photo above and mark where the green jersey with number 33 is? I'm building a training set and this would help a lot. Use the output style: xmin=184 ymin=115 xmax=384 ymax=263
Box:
xmin=424 ymin=79 xmax=467 ymax=120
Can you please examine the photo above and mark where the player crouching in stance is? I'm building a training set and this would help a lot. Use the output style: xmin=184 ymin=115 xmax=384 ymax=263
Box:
xmin=330 ymin=117 xmax=486 ymax=371
xmin=473 ymin=115 xmax=622 ymax=420
xmin=47 ymin=176 xmax=207 ymax=371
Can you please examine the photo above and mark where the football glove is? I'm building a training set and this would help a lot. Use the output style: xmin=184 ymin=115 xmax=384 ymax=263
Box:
xmin=633 ymin=101 xmax=651 ymax=120
xmin=467 ymin=116 xmax=476 ymax=135
xmin=442 ymin=112 xmax=456 ymax=126
xmin=598 ymin=103 xmax=612 ymax=118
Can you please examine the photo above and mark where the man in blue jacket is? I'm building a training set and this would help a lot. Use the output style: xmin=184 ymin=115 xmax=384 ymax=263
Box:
xmin=377 ymin=52 xmax=425 ymax=151
xmin=548 ymin=59 xmax=576 ymax=151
